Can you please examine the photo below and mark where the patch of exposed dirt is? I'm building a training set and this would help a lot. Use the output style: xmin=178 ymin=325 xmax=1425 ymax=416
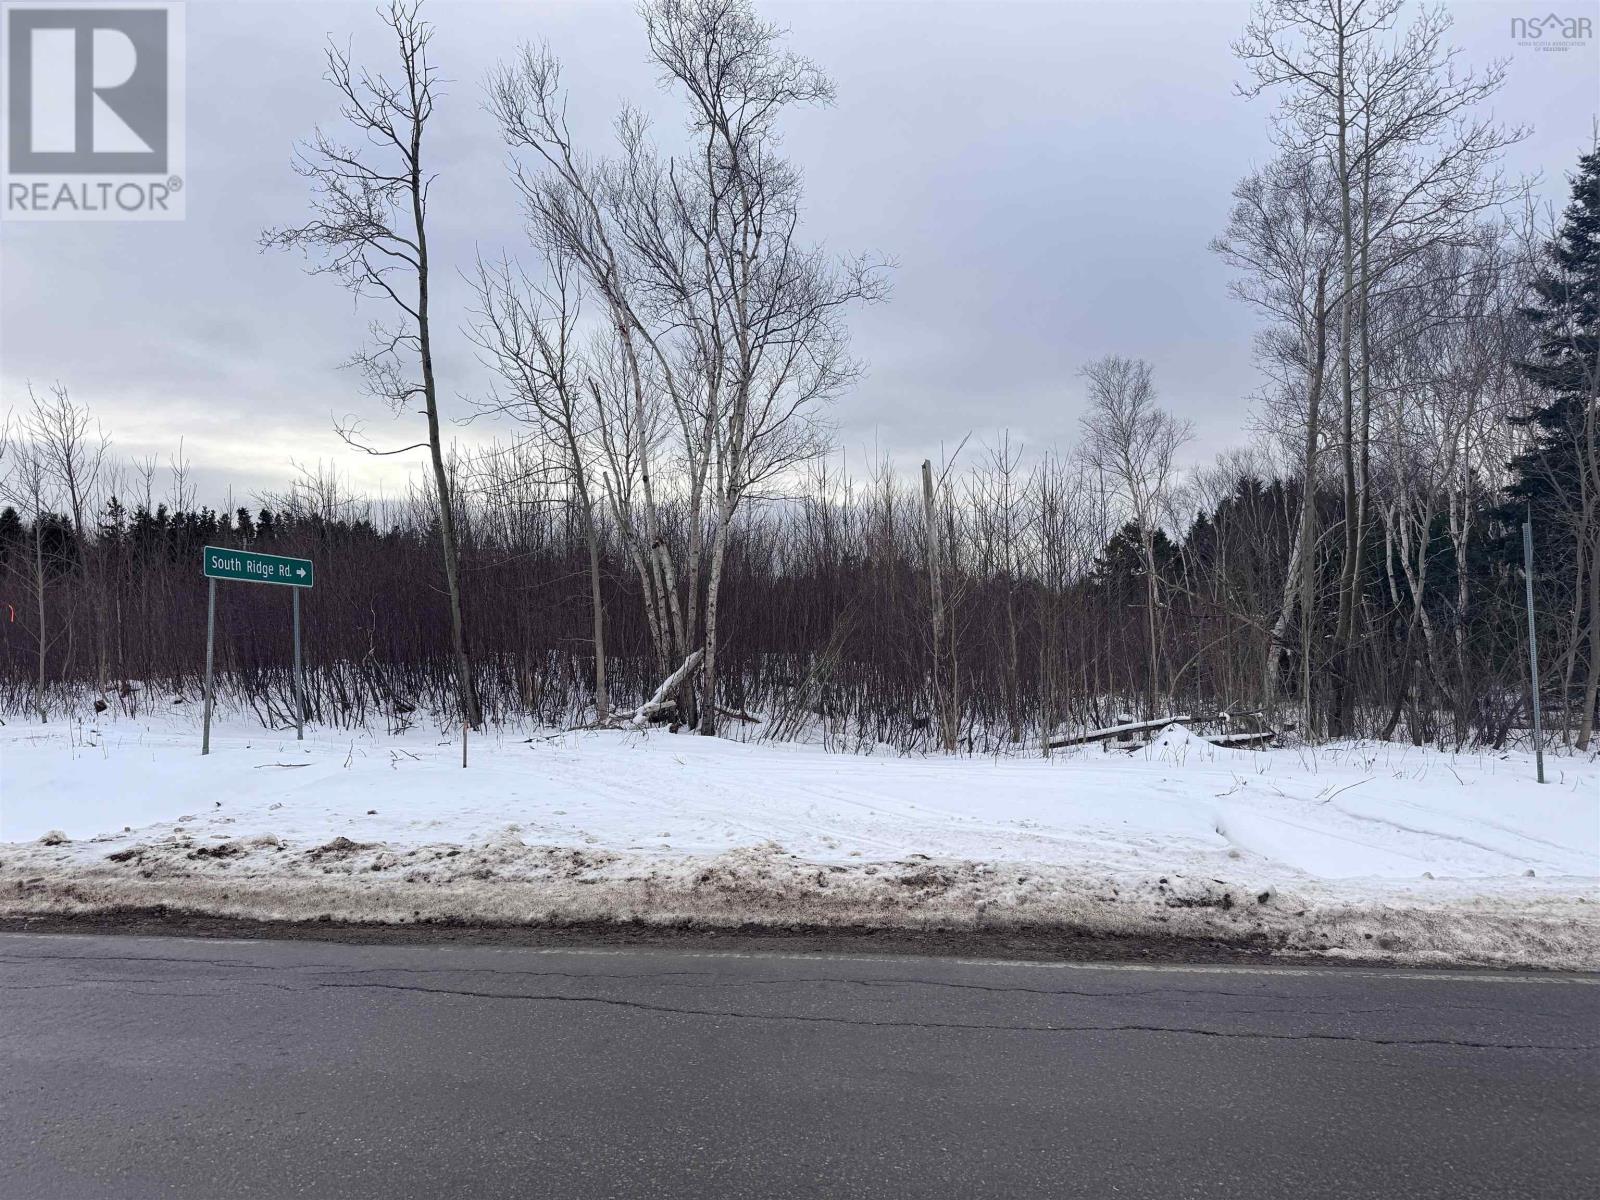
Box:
xmin=307 ymin=837 xmax=374 ymax=861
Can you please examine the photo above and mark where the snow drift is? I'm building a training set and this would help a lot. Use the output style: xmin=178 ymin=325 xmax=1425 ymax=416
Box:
xmin=1 ymin=716 xmax=1595 ymax=968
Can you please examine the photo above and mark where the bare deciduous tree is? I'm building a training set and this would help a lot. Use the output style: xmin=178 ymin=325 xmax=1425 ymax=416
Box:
xmin=1213 ymin=152 xmax=1341 ymax=729
xmin=469 ymin=253 xmax=611 ymax=722
xmin=488 ymin=0 xmax=885 ymax=736
xmin=263 ymin=0 xmax=480 ymax=729
xmin=1078 ymin=356 xmax=1193 ymax=717
xmin=1237 ymin=0 xmax=1524 ymax=732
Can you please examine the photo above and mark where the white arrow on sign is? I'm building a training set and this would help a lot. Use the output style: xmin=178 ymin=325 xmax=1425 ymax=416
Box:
xmin=296 ymin=568 xmax=306 ymax=577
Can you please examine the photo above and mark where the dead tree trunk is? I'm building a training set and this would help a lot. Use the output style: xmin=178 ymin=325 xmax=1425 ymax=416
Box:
xmin=923 ymin=459 xmax=956 ymax=751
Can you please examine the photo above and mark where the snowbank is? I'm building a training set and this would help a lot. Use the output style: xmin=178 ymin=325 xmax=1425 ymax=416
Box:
xmin=1 ymin=716 xmax=1595 ymax=967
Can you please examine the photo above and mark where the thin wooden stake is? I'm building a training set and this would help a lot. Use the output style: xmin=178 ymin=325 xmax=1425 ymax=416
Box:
xmin=1523 ymin=515 xmax=1545 ymax=784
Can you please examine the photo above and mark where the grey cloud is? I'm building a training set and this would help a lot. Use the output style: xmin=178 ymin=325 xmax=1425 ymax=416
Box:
xmin=2 ymin=0 xmax=1592 ymax=506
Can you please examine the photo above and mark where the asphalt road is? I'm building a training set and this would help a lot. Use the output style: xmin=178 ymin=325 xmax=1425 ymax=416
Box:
xmin=1 ymin=933 xmax=1595 ymax=1199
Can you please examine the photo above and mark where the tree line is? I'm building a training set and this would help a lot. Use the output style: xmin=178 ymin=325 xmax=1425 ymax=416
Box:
xmin=2 ymin=0 xmax=1596 ymax=753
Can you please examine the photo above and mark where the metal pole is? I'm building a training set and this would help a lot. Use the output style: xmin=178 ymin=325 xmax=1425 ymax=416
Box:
xmin=1522 ymin=517 xmax=1544 ymax=784
xmin=293 ymin=588 xmax=304 ymax=741
xmin=202 ymin=577 xmax=216 ymax=756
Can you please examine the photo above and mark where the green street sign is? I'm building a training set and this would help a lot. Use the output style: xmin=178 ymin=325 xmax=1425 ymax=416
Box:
xmin=202 ymin=545 xmax=314 ymax=589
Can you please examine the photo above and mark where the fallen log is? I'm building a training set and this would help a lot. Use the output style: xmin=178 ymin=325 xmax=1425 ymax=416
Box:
xmin=619 ymin=649 xmax=705 ymax=730
xmin=1113 ymin=729 xmax=1276 ymax=753
xmin=1048 ymin=714 xmax=1192 ymax=748
xmin=1206 ymin=730 xmax=1276 ymax=747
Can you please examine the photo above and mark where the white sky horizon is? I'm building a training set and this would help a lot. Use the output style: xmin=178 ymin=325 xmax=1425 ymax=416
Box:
xmin=1 ymin=0 xmax=1594 ymax=512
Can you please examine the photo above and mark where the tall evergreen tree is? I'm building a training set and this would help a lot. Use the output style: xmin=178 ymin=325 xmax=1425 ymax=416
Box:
xmin=1505 ymin=147 xmax=1600 ymax=529
xmin=1503 ymin=146 xmax=1600 ymax=745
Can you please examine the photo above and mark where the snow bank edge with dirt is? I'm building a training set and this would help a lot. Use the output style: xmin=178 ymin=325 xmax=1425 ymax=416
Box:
xmin=3 ymin=837 xmax=1595 ymax=970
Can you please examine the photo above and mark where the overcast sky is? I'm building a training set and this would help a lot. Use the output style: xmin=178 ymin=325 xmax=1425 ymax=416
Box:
xmin=1 ymin=0 xmax=1594 ymax=509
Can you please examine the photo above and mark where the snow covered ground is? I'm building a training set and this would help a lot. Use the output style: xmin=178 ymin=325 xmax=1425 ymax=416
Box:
xmin=1 ymin=712 xmax=1596 ymax=967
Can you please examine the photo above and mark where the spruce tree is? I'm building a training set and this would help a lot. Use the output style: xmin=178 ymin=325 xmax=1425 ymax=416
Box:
xmin=1504 ymin=147 xmax=1599 ymax=546
xmin=1503 ymin=145 xmax=1600 ymax=744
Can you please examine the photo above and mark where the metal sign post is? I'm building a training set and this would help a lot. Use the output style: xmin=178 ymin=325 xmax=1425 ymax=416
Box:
xmin=1522 ymin=517 xmax=1545 ymax=785
xmin=293 ymin=589 xmax=305 ymax=741
xmin=202 ymin=576 xmax=216 ymax=755
xmin=200 ymin=546 xmax=315 ymax=755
